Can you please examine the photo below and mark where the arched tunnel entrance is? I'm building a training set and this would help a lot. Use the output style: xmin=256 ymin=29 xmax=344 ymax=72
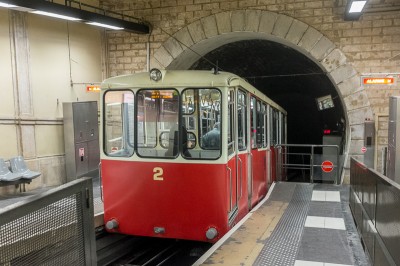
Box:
xmin=189 ymin=39 xmax=346 ymax=146
xmin=189 ymin=40 xmax=346 ymax=182
xmin=153 ymin=10 xmax=373 ymax=182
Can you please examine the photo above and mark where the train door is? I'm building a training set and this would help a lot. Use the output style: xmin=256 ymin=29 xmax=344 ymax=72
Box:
xmin=264 ymin=105 xmax=272 ymax=189
xmin=263 ymin=103 xmax=271 ymax=188
xmin=236 ymin=89 xmax=249 ymax=216
xmin=227 ymin=89 xmax=238 ymax=224
xmin=250 ymin=97 xmax=268 ymax=207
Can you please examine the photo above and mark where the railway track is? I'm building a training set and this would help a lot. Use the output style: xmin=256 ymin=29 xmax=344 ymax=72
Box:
xmin=96 ymin=228 xmax=211 ymax=266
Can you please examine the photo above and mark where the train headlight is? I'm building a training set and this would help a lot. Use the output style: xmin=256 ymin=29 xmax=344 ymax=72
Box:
xmin=206 ymin=227 xmax=218 ymax=240
xmin=105 ymin=219 xmax=119 ymax=230
xmin=150 ymin=68 xmax=162 ymax=82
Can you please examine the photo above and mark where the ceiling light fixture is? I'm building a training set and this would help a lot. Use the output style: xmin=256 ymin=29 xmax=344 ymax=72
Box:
xmin=0 ymin=2 xmax=17 ymax=8
xmin=0 ymin=0 xmax=149 ymax=34
xmin=86 ymin=22 xmax=123 ymax=30
xmin=31 ymin=10 xmax=81 ymax=21
xmin=349 ymin=1 xmax=367 ymax=13
xmin=345 ymin=0 xmax=368 ymax=20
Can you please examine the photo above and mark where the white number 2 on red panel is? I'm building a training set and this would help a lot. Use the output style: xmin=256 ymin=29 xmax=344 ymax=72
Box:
xmin=153 ymin=167 xmax=164 ymax=181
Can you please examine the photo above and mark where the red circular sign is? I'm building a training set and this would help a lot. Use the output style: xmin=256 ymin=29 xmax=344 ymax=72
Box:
xmin=321 ymin=160 xmax=334 ymax=173
xmin=361 ymin=147 xmax=367 ymax=153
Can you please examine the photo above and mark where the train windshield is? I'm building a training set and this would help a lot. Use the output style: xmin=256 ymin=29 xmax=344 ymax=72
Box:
xmin=137 ymin=89 xmax=179 ymax=158
xmin=103 ymin=88 xmax=222 ymax=160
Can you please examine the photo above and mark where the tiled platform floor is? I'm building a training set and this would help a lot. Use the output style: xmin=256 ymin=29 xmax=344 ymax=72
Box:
xmin=196 ymin=182 xmax=370 ymax=266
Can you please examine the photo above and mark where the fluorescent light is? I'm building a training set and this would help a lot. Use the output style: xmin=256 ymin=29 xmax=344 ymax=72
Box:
xmin=86 ymin=22 xmax=124 ymax=30
xmin=349 ymin=1 xmax=367 ymax=13
xmin=0 ymin=2 xmax=18 ymax=8
xmin=31 ymin=10 xmax=81 ymax=21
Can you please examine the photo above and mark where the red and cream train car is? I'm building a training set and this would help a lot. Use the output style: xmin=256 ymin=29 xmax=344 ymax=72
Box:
xmin=100 ymin=69 xmax=286 ymax=242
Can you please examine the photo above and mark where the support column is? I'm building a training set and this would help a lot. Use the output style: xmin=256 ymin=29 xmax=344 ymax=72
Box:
xmin=9 ymin=11 xmax=36 ymax=159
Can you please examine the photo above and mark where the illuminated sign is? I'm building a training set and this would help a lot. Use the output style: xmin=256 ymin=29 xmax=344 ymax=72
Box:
xmin=151 ymin=91 xmax=173 ymax=99
xmin=362 ymin=77 xmax=395 ymax=85
xmin=324 ymin=129 xmax=331 ymax=135
xmin=86 ymin=85 xmax=101 ymax=92
xmin=316 ymin=95 xmax=334 ymax=111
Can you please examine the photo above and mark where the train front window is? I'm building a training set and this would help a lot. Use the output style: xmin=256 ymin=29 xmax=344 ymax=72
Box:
xmin=182 ymin=88 xmax=221 ymax=160
xmin=136 ymin=89 xmax=179 ymax=158
xmin=103 ymin=90 xmax=134 ymax=157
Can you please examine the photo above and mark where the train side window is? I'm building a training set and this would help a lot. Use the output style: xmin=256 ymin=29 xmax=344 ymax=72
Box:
xmin=265 ymin=105 xmax=270 ymax=148
xmin=269 ymin=108 xmax=275 ymax=146
xmin=261 ymin=103 xmax=267 ymax=148
xmin=250 ymin=96 xmax=257 ymax=149
xmin=256 ymin=100 xmax=262 ymax=148
xmin=271 ymin=109 xmax=279 ymax=146
xmin=227 ymin=90 xmax=235 ymax=156
xmin=103 ymin=90 xmax=134 ymax=157
xmin=136 ymin=89 xmax=179 ymax=158
xmin=237 ymin=90 xmax=247 ymax=151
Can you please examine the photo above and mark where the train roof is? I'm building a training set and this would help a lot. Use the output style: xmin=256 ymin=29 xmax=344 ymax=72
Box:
xmin=101 ymin=70 xmax=286 ymax=114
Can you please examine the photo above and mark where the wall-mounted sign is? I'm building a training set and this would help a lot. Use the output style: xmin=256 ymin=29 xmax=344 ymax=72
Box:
xmin=86 ymin=85 xmax=101 ymax=92
xmin=362 ymin=77 xmax=395 ymax=85
xmin=321 ymin=160 xmax=334 ymax=173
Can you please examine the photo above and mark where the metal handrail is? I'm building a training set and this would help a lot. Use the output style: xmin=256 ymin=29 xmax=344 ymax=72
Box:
xmin=276 ymin=144 xmax=340 ymax=184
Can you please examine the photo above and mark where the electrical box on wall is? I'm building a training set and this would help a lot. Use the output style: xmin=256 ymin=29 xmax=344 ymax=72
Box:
xmin=63 ymin=101 xmax=100 ymax=182
xmin=364 ymin=120 xmax=375 ymax=169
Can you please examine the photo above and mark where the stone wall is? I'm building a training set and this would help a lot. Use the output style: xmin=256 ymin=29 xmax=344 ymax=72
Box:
xmin=100 ymin=0 xmax=400 ymax=180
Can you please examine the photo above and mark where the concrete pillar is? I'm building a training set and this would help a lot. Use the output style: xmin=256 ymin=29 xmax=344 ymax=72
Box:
xmin=9 ymin=11 xmax=36 ymax=159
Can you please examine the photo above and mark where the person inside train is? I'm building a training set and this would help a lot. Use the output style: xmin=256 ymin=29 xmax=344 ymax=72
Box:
xmin=201 ymin=122 xmax=220 ymax=149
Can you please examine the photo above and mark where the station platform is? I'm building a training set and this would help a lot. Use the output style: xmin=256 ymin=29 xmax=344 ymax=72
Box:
xmin=194 ymin=182 xmax=370 ymax=266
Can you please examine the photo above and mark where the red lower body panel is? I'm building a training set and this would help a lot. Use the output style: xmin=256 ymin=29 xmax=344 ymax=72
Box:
xmin=102 ymin=160 xmax=230 ymax=242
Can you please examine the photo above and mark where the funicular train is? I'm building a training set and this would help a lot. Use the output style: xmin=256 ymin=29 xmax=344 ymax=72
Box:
xmin=100 ymin=69 xmax=286 ymax=242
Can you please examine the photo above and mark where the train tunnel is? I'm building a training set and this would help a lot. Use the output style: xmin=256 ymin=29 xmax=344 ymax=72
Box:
xmin=189 ymin=39 xmax=346 ymax=147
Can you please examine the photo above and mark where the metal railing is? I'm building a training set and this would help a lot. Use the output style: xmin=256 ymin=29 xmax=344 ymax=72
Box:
xmin=350 ymin=157 xmax=400 ymax=266
xmin=0 ymin=177 xmax=97 ymax=265
xmin=276 ymin=144 xmax=340 ymax=184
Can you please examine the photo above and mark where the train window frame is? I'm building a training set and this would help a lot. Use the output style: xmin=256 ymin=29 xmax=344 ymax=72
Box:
xmin=103 ymin=89 xmax=135 ymax=157
xmin=135 ymin=88 xmax=180 ymax=159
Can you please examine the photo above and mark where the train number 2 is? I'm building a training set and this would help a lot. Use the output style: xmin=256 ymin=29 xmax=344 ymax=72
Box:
xmin=153 ymin=167 xmax=164 ymax=181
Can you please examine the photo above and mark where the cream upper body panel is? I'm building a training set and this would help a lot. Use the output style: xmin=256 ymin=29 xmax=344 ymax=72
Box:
xmin=101 ymin=70 xmax=286 ymax=115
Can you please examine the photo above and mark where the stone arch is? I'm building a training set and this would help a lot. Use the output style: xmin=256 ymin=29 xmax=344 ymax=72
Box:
xmin=152 ymin=10 xmax=372 ymax=182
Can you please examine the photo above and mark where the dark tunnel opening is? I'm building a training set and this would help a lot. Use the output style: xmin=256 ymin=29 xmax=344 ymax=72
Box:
xmin=189 ymin=39 xmax=346 ymax=147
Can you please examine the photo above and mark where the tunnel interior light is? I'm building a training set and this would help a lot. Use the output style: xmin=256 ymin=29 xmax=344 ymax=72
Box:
xmin=0 ymin=0 xmax=149 ymax=34
xmin=349 ymin=1 xmax=367 ymax=13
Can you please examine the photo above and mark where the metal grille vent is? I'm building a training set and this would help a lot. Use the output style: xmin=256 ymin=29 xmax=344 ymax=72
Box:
xmin=0 ymin=178 xmax=96 ymax=266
